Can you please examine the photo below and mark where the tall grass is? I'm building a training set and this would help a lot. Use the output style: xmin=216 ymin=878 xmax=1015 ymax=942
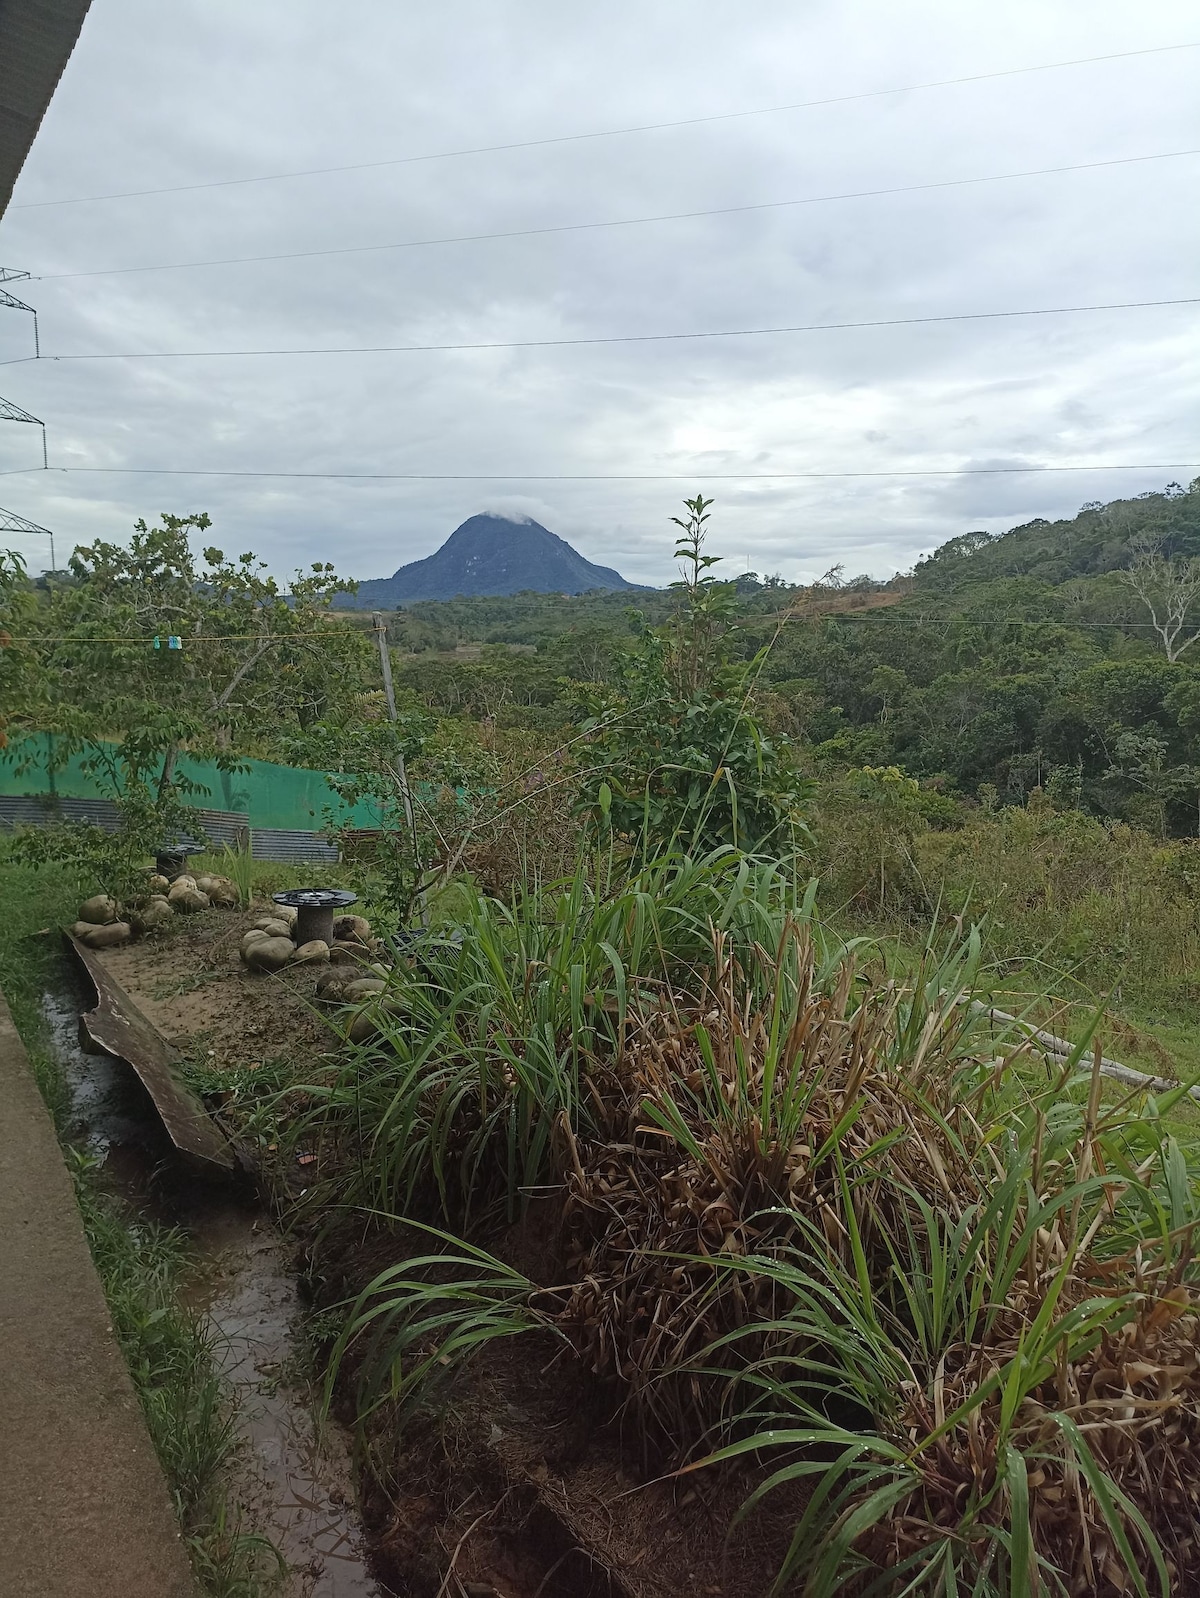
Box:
xmin=221 ymin=838 xmax=256 ymax=907
xmin=303 ymin=849 xmax=1200 ymax=1595
xmin=294 ymin=847 xmax=795 ymax=1220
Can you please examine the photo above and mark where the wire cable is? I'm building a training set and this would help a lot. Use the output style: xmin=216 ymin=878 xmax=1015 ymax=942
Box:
xmin=2 ymin=295 xmax=1196 ymax=367
xmin=4 ymin=462 xmax=1196 ymax=483
xmin=32 ymin=147 xmax=1200 ymax=283
xmin=10 ymin=41 xmax=1198 ymax=211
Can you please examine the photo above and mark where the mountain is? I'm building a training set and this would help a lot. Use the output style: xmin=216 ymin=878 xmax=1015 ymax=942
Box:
xmin=341 ymin=514 xmax=643 ymax=607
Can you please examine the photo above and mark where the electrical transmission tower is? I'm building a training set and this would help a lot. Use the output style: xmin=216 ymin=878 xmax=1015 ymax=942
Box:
xmin=0 ymin=505 xmax=56 ymax=573
xmin=0 ymin=265 xmax=46 ymax=466
xmin=0 ymin=392 xmax=47 ymax=468
xmin=0 ymin=268 xmax=39 ymax=356
xmin=0 ymin=266 xmax=56 ymax=572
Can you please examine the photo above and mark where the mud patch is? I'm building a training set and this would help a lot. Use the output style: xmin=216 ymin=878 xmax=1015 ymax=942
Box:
xmin=93 ymin=905 xmax=338 ymax=1076
xmin=197 ymin=1212 xmax=383 ymax=1598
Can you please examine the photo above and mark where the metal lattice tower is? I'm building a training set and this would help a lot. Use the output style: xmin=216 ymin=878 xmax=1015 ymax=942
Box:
xmin=0 ymin=268 xmax=53 ymax=565
xmin=0 ymin=504 xmax=55 ymax=573
xmin=0 ymin=268 xmax=38 ymax=356
xmin=0 ymin=392 xmax=47 ymax=467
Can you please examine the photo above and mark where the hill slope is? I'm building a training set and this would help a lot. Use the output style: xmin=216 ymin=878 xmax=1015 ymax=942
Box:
xmin=342 ymin=514 xmax=642 ymax=607
xmin=912 ymin=479 xmax=1200 ymax=592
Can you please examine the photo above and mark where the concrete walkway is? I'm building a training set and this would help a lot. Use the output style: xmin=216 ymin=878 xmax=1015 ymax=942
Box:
xmin=0 ymin=989 xmax=196 ymax=1598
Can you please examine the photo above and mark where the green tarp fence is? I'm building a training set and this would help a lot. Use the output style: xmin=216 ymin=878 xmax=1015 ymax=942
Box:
xmin=0 ymin=734 xmax=387 ymax=833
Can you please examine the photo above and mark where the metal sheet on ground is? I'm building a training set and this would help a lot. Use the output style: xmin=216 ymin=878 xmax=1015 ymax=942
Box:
xmin=66 ymin=931 xmax=236 ymax=1174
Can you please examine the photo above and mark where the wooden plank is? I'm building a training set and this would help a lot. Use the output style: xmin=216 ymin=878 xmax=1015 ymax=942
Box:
xmin=66 ymin=932 xmax=236 ymax=1175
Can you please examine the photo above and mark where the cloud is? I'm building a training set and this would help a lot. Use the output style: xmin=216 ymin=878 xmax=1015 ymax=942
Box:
xmin=0 ymin=0 xmax=1196 ymax=585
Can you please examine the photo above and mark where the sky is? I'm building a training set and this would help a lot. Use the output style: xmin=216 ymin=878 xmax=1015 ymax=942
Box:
xmin=0 ymin=0 xmax=1197 ymax=586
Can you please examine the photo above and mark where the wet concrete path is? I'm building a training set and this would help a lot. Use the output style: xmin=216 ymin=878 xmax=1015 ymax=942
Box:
xmin=0 ymin=986 xmax=197 ymax=1597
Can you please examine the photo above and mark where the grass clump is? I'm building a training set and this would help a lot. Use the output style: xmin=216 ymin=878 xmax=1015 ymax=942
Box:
xmin=303 ymin=848 xmax=1200 ymax=1596
xmin=71 ymin=1160 xmax=283 ymax=1596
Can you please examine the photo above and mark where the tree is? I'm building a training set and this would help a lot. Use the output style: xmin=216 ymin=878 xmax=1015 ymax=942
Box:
xmin=575 ymin=497 xmax=811 ymax=858
xmin=32 ymin=513 xmax=367 ymax=795
xmin=1 ymin=514 xmax=371 ymax=881
xmin=0 ymin=551 xmax=42 ymax=746
xmin=1119 ymin=534 xmax=1200 ymax=661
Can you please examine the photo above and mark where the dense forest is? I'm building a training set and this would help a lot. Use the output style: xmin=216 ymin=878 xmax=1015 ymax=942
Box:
xmin=371 ymin=477 xmax=1200 ymax=835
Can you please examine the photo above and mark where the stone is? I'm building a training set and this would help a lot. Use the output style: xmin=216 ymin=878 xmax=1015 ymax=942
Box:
xmin=78 ymin=894 xmax=119 ymax=925
xmin=80 ymin=920 xmax=133 ymax=949
xmin=290 ymin=939 xmax=330 ymax=965
xmin=333 ymin=914 xmax=372 ymax=945
xmin=253 ymin=918 xmax=293 ymax=939
xmin=342 ymin=977 xmax=387 ymax=1002
xmin=314 ymin=968 xmax=347 ymax=1001
xmin=167 ymin=880 xmax=210 ymax=913
xmin=147 ymin=873 xmax=171 ymax=895
xmin=131 ymin=897 xmax=173 ymax=934
xmin=243 ymin=935 xmax=295 ymax=972
xmin=348 ymin=1007 xmax=383 ymax=1044
xmin=329 ymin=940 xmax=369 ymax=964
xmin=206 ymin=876 xmax=240 ymax=910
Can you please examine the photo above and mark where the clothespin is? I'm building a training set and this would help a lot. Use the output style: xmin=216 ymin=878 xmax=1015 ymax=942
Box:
xmin=168 ymin=634 xmax=182 ymax=651
xmin=153 ymin=635 xmax=162 ymax=650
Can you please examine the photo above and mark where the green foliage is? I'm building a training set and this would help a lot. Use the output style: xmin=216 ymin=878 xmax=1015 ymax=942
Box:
xmin=816 ymin=764 xmax=957 ymax=912
xmin=289 ymin=846 xmax=796 ymax=1222
xmin=1 ymin=510 xmax=368 ymax=797
xmin=575 ymin=497 xmax=811 ymax=857
xmin=9 ymin=770 xmax=204 ymax=900
xmin=913 ymin=478 xmax=1200 ymax=591
xmin=305 ymin=871 xmax=1200 ymax=1595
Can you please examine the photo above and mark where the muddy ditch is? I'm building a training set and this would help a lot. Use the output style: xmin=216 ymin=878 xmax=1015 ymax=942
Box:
xmin=54 ymin=911 xmax=798 ymax=1598
xmin=42 ymin=975 xmax=383 ymax=1598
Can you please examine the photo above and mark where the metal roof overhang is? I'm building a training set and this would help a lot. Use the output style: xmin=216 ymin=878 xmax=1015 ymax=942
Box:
xmin=0 ymin=0 xmax=94 ymax=220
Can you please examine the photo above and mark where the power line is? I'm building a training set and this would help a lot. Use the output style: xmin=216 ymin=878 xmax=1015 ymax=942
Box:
xmin=5 ymin=461 xmax=1196 ymax=483
xmin=31 ymin=147 xmax=1200 ymax=283
xmin=11 ymin=41 xmax=1198 ymax=211
xmin=2 ymin=295 xmax=1196 ymax=367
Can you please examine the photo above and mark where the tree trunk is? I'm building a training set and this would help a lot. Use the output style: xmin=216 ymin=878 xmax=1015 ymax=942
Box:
xmin=157 ymin=741 xmax=179 ymax=801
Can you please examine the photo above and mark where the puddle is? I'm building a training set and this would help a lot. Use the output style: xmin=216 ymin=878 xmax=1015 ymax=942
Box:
xmin=42 ymin=979 xmax=385 ymax=1598
xmin=199 ymin=1213 xmax=380 ymax=1598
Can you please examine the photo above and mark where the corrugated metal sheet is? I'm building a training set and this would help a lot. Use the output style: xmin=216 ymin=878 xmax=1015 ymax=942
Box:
xmin=0 ymin=795 xmax=340 ymax=864
xmin=247 ymin=828 xmax=340 ymax=865
xmin=0 ymin=0 xmax=95 ymax=219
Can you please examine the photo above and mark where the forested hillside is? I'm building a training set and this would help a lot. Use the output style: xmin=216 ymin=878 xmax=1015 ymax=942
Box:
xmin=8 ymin=490 xmax=1200 ymax=1598
xmin=378 ymin=478 xmax=1200 ymax=834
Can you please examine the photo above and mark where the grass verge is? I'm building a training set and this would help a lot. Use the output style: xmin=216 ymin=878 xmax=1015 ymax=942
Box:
xmin=0 ymin=841 xmax=282 ymax=1597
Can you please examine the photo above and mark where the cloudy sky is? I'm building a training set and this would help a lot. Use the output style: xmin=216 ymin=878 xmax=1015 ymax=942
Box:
xmin=0 ymin=0 xmax=1197 ymax=585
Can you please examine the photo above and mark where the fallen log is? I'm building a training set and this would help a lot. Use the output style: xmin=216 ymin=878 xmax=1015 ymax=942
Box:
xmin=972 ymin=1001 xmax=1200 ymax=1104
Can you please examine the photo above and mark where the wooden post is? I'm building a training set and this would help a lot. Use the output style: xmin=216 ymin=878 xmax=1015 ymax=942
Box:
xmin=373 ymin=612 xmax=425 ymax=924
xmin=373 ymin=610 xmax=397 ymax=722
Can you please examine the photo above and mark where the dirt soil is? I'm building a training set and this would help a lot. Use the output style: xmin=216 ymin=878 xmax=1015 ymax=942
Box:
xmin=315 ymin=1211 xmax=800 ymax=1598
xmin=95 ymin=901 xmax=346 ymax=1078
xmin=94 ymin=909 xmax=799 ymax=1597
